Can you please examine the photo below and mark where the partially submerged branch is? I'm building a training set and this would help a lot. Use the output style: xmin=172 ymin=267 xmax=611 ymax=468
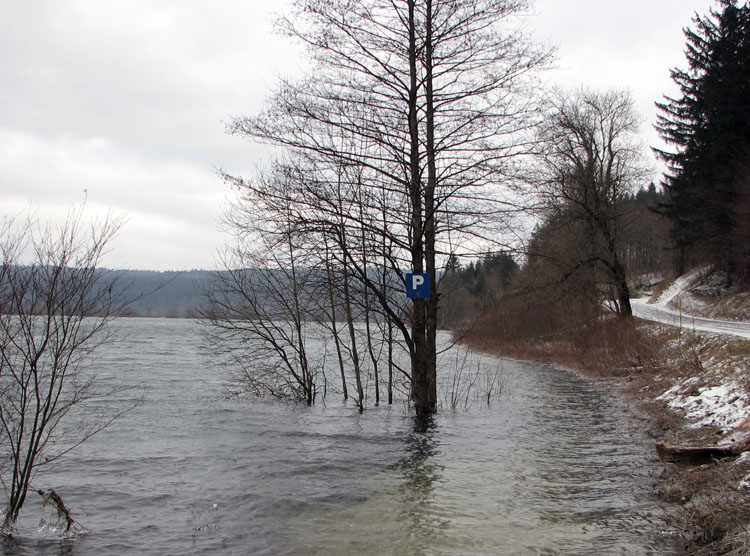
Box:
xmin=36 ymin=488 xmax=79 ymax=535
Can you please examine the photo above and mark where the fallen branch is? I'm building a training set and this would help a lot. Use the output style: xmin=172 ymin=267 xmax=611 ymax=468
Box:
xmin=656 ymin=433 xmax=750 ymax=466
xmin=36 ymin=488 xmax=76 ymax=534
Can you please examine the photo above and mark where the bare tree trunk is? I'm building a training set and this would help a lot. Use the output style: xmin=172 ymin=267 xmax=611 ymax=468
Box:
xmin=387 ymin=315 xmax=394 ymax=405
xmin=363 ymin=291 xmax=380 ymax=406
xmin=423 ymin=0 xmax=439 ymax=412
xmin=286 ymin=224 xmax=315 ymax=405
xmin=378 ymin=186 xmax=396 ymax=405
xmin=324 ymin=239 xmax=349 ymax=400
xmin=612 ymin=258 xmax=632 ymax=317
xmin=406 ymin=0 xmax=432 ymax=415
xmin=340 ymin=231 xmax=365 ymax=412
xmin=356 ymin=197 xmax=381 ymax=405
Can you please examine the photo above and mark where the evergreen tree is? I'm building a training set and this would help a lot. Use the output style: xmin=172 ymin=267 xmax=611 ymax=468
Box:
xmin=655 ymin=0 xmax=750 ymax=278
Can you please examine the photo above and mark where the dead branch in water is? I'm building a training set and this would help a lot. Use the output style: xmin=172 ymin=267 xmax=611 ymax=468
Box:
xmin=36 ymin=488 xmax=76 ymax=534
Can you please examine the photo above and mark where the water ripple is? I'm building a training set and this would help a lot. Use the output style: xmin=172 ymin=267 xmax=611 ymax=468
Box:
xmin=6 ymin=319 xmax=686 ymax=555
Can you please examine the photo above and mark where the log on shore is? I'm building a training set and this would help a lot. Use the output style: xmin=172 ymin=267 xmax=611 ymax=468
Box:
xmin=656 ymin=434 xmax=750 ymax=465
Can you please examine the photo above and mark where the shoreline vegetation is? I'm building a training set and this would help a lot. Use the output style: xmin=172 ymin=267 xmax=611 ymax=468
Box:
xmin=459 ymin=274 xmax=750 ymax=555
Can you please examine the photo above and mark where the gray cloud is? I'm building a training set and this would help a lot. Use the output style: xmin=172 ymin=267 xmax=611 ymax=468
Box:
xmin=0 ymin=0 xmax=718 ymax=270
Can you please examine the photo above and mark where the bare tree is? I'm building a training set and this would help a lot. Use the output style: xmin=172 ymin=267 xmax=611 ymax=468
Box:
xmin=0 ymin=207 xmax=131 ymax=532
xmin=318 ymin=239 xmax=350 ymax=402
xmin=201 ymin=188 xmax=322 ymax=405
xmin=219 ymin=0 xmax=550 ymax=414
xmin=531 ymin=89 xmax=651 ymax=317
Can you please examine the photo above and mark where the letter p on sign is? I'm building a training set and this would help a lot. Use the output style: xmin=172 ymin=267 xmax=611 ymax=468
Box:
xmin=406 ymin=273 xmax=430 ymax=299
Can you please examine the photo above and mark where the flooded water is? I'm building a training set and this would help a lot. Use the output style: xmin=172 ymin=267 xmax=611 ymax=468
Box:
xmin=2 ymin=318 xmax=684 ymax=555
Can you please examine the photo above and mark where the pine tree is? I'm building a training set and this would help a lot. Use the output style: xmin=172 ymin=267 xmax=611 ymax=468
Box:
xmin=655 ymin=0 xmax=750 ymax=278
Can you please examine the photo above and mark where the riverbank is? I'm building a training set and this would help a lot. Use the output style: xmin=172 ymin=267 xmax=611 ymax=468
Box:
xmin=461 ymin=317 xmax=750 ymax=555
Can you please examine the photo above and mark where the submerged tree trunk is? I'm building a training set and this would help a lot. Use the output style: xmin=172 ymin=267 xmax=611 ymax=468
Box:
xmin=340 ymin=233 xmax=365 ymax=412
xmin=406 ymin=0 xmax=435 ymax=415
xmin=423 ymin=0 xmax=439 ymax=412
xmin=324 ymin=240 xmax=349 ymax=401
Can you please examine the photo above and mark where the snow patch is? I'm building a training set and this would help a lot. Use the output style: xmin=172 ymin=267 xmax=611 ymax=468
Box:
xmin=739 ymin=453 xmax=750 ymax=490
xmin=657 ymin=379 xmax=749 ymax=431
xmin=651 ymin=267 xmax=709 ymax=307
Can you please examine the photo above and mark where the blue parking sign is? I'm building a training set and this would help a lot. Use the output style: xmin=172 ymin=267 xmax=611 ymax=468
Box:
xmin=406 ymin=273 xmax=430 ymax=299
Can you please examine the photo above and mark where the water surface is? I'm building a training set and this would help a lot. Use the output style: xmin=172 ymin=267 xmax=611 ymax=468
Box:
xmin=2 ymin=318 xmax=683 ymax=555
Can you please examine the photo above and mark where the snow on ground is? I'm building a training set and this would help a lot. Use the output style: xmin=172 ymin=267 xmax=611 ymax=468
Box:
xmin=638 ymin=270 xmax=750 ymax=435
xmin=657 ymin=378 xmax=749 ymax=432
xmin=650 ymin=267 xmax=710 ymax=307
xmin=648 ymin=325 xmax=750 ymax=437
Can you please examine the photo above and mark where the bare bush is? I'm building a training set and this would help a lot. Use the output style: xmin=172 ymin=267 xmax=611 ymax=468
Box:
xmin=0 ymin=207 xmax=134 ymax=533
xmin=439 ymin=347 xmax=509 ymax=411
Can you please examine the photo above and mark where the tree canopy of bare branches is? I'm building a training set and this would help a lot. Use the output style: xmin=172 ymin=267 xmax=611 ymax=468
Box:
xmin=529 ymin=88 xmax=651 ymax=317
xmin=210 ymin=0 xmax=550 ymax=414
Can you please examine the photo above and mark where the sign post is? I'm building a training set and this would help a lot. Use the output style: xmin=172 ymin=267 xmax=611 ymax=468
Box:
xmin=406 ymin=273 xmax=430 ymax=299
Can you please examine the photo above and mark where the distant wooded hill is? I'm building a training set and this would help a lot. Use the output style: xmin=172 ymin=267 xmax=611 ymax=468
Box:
xmin=119 ymin=270 xmax=211 ymax=318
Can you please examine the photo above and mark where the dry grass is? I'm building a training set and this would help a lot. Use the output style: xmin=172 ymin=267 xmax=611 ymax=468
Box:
xmin=674 ymin=459 xmax=750 ymax=551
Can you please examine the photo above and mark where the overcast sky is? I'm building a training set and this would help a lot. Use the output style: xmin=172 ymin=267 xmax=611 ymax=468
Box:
xmin=1 ymin=0 xmax=717 ymax=270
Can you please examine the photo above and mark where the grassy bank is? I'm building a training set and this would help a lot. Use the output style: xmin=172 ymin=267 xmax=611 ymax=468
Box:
xmin=461 ymin=317 xmax=750 ymax=555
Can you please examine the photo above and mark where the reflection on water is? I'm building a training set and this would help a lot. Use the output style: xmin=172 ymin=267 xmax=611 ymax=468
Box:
xmin=394 ymin=416 xmax=444 ymax=552
xmin=398 ymin=416 xmax=442 ymax=505
xmin=1 ymin=318 xmax=685 ymax=555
